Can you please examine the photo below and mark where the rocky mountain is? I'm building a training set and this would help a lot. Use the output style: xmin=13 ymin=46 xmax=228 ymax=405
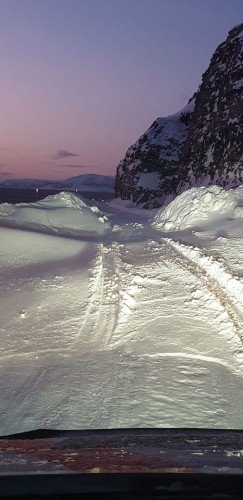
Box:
xmin=178 ymin=23 xmax=243 ymax=192
xmin=115 ymin=24 xmax=243 ymax=208
xmin=115 ymin=98 xmax=195 ymax=208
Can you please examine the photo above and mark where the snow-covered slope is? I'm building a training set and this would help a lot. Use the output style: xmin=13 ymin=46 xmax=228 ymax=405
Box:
xmin=115 ymin=99 xmax=195 ymax=208
xmin=0 ymin=185 xmax=242 ymax=434
xmin=115 ymin=23 xmax=243 ymax=207
xmin=0 ymin=174 xmax=115 ymax=192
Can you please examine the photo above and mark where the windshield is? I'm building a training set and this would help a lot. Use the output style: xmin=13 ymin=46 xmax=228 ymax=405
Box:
xmin=0 ymin=0 xmax=243 ymax=442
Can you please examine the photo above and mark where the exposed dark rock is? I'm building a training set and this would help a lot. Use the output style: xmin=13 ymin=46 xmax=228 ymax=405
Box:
xmin=178 ymin=23 xmax=243 ymax=192
xmin=115 ymin=99 xmax=195 ymax=208
xmin=115 ymin=24 xmax=243 ymax=208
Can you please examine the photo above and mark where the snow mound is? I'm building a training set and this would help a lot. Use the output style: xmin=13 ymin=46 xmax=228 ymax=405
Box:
xmin=0 ymin=192 xmax=109 ymax=237
xmin=152 ymin=185 xmax=242 ymax=232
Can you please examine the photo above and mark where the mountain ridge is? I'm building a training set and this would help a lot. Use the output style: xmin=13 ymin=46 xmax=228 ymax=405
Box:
xmin=0 ymin=173 xmax=115 ymax=193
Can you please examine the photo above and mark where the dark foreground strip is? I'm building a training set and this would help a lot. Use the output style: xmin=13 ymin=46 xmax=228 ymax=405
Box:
xmin=0 ymin=429 xmax=242 ymax=498
xmin=0 ymin=473 xmax=242 ymax=499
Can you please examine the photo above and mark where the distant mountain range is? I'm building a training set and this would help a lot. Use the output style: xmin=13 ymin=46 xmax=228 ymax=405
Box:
xmin=115 ymin=23 xmax=243 ymax=208
xmin=0 ymin=174 xmax=115 ymax=192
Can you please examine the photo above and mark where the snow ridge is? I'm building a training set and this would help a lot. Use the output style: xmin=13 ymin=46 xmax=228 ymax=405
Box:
xmin=165 ymin=238 xmax=243 ymax=364
xmin=0 ymin=192 xmax=109 ymax=237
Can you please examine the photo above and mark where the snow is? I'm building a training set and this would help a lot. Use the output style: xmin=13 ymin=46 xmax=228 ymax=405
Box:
xmin=152 ymin=185 xmax=239 ymax=231
xmin=147 ymin=110 xmax=188 ymax=152
xmin=0 ymin=186 xmax=243 ymax=435
xmin=0 ymin=192 xmax=109 ymax=237
xmin=232 ymin=79 xmax=243 ymax=90
xmin=120 ymin=97 xmax=195 ymax=178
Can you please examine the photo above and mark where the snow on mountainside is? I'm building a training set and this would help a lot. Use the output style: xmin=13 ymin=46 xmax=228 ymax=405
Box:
xmin=0 ymin=174 xmax=115 ymax=192
xmin=115 ymin=24 xmax=243 ymax=208
xmin=178 ymin=24 xmax=243 ymax=192
xmin=115 ymin=98 xmax=195 ymax=208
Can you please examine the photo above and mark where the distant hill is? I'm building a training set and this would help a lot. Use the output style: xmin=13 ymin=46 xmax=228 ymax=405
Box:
xmin=0 ymin=174 xmax=115 ymax=193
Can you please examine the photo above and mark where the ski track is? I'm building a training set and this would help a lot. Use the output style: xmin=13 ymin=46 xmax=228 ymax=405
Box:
xmin=163 ymin=238 xmax=243 ymax=364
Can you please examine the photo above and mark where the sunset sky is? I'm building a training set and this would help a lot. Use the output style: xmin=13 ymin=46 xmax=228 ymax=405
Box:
xmin=0 ymin=0 xmax=243 ymax=180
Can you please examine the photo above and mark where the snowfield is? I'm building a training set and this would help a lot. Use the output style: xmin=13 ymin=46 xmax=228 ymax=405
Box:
xmin=0 ymin=188 xmax=242 ymax=435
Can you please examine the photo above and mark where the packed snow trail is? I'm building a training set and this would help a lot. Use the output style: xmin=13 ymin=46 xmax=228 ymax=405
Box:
xmin=74 ymin=242 xmax=122 ymax=350
xmin=164 ymin=239 xmax=243 ymax=346
xmin=1 ymin=229 xmax=242 ymax=435
xmin=103 ymin=238 xmax=243 ymax=368
xmin=0 ymin=189 xmax=243 ymax=434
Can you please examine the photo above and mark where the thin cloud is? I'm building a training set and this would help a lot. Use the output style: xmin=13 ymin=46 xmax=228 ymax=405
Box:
xmin=0 ymin=171 xmax=11 ymax=177
xmin=52 ymin=150 xmax=79 ymax=160
xmin=39 ymin=161 xmax=97 ymax=169
xmin=0 ymin=147 xmax=12 ymax=150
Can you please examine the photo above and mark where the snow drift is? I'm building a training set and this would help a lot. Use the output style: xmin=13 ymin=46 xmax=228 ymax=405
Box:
xmin=0 ymin=192 xmax=109 ymax=237
xmin=152 ymin=185 xmax=243 ymax=232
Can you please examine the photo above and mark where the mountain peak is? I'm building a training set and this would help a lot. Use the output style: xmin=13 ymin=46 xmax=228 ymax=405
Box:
xmin=228 ymin=23 xmax=243 ymax=39
xmin=115 ymin=25 xmax=243 ymax=208
xmin=115 ymin=99 xmax=195 ymax=208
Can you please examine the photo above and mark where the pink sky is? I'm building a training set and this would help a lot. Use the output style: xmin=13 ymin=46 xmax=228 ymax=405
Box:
xmin=0 ymin=0 xmax=243 ymax=180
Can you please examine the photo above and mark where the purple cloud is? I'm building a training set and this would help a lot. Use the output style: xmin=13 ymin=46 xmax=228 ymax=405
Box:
xmin=52 ymin=150 xmax=79 ymax=160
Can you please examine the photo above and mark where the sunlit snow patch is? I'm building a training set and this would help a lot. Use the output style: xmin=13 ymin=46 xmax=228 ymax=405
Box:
xmin=152 ymin=185 xmax=242 ymax=232
xmin=0 ymin=192 xmax=109 ymax=237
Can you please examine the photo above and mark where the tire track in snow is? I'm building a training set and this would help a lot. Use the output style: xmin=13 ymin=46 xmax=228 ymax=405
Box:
xmin=74 ymin=243 xmax=122 ymax=350
xmin=106 ymin=242 xmax=164 ymax=349
xmin=163 ymin=238 xmax=243 ymax=363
